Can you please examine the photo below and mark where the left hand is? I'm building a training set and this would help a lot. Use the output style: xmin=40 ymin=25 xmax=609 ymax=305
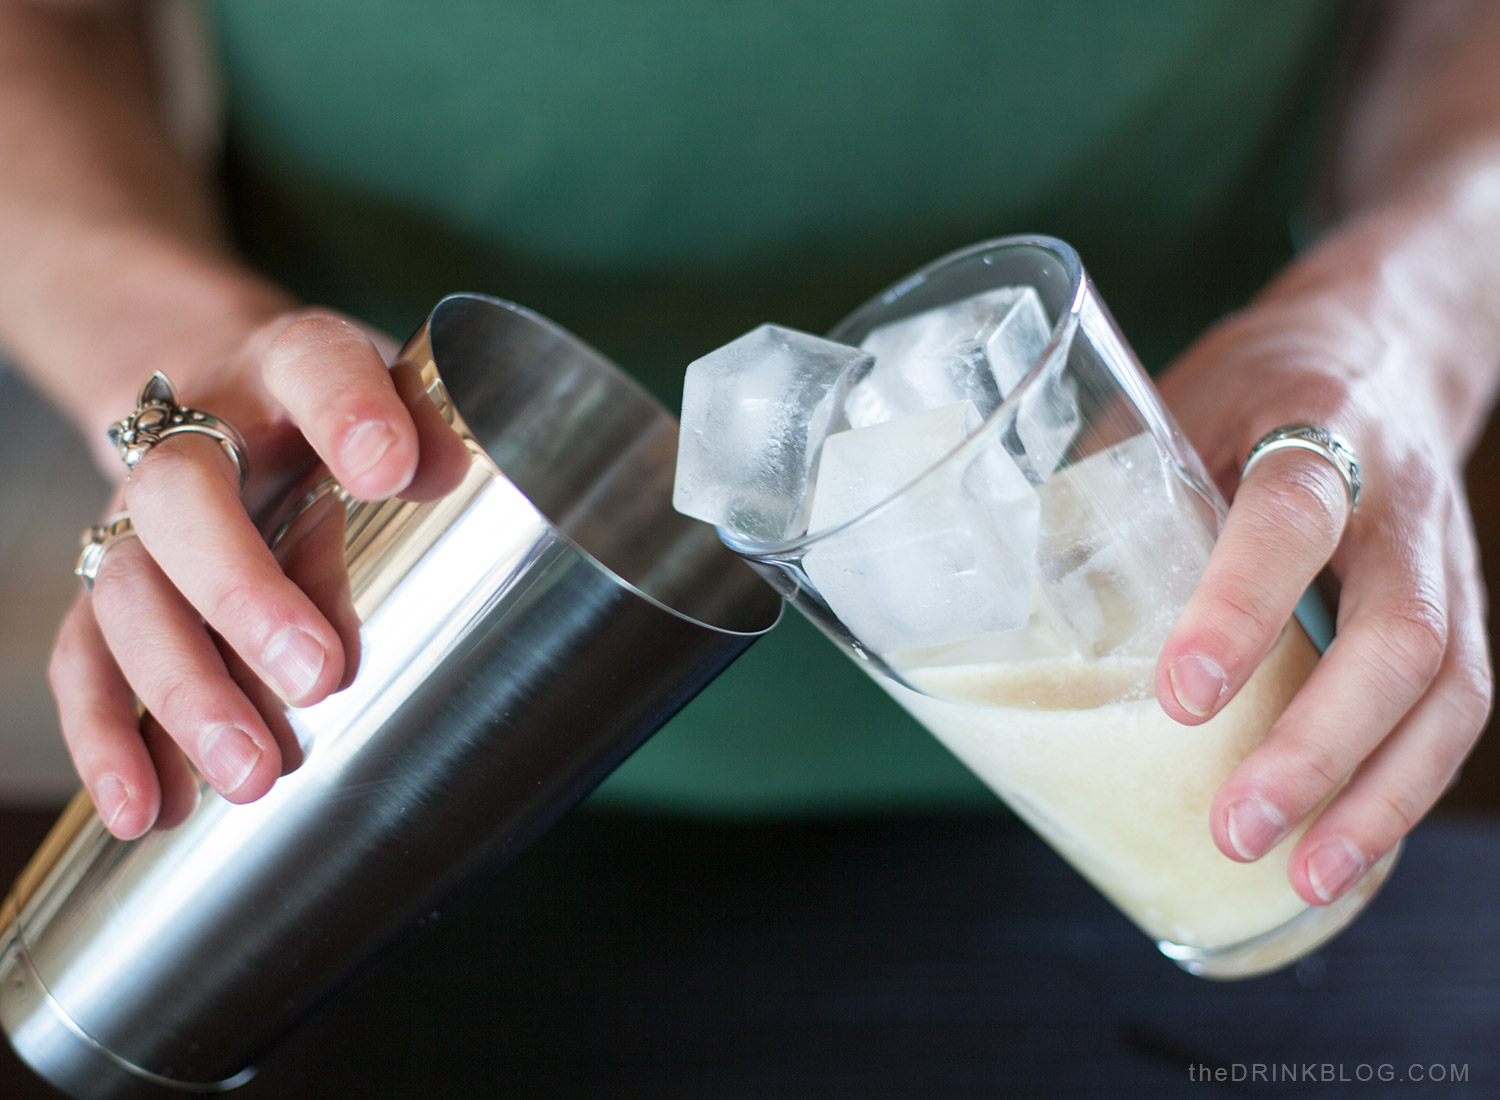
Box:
xmin=1153 ymin=245 xmax=1494 ymax=907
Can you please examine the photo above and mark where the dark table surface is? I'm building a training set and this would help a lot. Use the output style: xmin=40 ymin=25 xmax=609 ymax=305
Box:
xmin=2 ymin=806 xmax=1496 ymax=1099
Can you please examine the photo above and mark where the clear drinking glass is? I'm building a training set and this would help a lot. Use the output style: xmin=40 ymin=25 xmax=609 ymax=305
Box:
xmin=726 ymin=236 xmax=1398 ymax=979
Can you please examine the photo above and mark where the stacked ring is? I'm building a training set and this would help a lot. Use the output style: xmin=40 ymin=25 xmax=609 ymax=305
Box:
xmin=74 ymin=513 xmax=138 ymax=592
xmin=106 ymin=371 xmax=250 ymax=491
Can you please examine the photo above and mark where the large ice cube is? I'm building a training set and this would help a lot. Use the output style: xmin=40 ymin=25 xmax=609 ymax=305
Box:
xmin=1011 ymin=337 xmax=1081 ymax=486
xmin=980 ymin=285 xmax=1052 ymax=395
xmin=844 ymin=339 xmax=999 ymax=430
xmin=1010 ymin=361 xmax=1081 ymax=484
xmin=1035 ymin=433 xmax=1216 ymax=658
xmin=845 ymin=286 xmax=1053 ymax=430
xmin=803 ymin=402 xmax=1040 ymax=654
xmin=673 ymin=324 xmax=871 ymax=544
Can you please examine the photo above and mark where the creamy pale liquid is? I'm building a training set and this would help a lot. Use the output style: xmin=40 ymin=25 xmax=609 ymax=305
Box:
xmin=880 ymin=626 xmax=1321 ymax=950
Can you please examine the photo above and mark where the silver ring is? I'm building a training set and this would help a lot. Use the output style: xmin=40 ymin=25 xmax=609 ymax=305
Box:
xmin=107 ymin=371 xmax=250 ymax=491
xmin=1242 ymin=423 xmax=1362 ymax=514
xmin=74 ymin=512 xmax=138 ymax=591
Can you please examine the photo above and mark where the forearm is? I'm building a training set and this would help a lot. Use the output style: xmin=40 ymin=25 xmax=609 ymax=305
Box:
xmin=1278 ymin=0 xmax=1500 ymax=459
xmin=1268 ymin=150 xmax=1500 ymax=460
xmin=0 ymin=1 xmax=289 ymax=456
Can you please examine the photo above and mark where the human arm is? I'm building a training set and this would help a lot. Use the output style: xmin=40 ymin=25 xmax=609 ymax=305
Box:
xmin=1155 ymin=0 xmax=1500 ymax=904
xmin=0 ymin=0 xmax=426 ymax=835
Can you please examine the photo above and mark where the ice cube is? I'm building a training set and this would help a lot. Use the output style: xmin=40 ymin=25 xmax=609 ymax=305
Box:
xmin=1035 ymin=433 xmax=1216 ymax=658
xmin=1011 ymin=350 xmax=1081 ymax=483
xmin=674 ymin=324 xmax=872 ymax=544
xmin=845 ymin=286 xmax=1053 ymax=430
xmin=808 ymin=400 xmax=966 ymax=531
xmin=981 ymin=285 xmax=1051 ymax=395
xmin=803 ymin=402 xmax=1040 ymax=654
xmin=996 ymin=290 xmax=1078 ymax=480
xmin=845 ymin=337 xmax=999 ymax=430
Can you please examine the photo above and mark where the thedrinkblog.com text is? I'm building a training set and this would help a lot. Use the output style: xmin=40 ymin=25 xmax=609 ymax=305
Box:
xmin=1189 ymin=1063 xmax=1469 ymax=1085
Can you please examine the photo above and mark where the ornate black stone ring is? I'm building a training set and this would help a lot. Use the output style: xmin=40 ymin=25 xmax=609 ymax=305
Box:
xmin=106 ymin=371 xmax=250 ymax=492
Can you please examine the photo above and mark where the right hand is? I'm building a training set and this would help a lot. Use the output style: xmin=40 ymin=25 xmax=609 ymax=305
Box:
xmin=50 ymin=306 xmax=467 ymax=839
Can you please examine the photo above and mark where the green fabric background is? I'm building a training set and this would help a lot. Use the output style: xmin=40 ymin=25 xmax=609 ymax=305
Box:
xmin=208 ymin=0 xmax=1342 ymax=813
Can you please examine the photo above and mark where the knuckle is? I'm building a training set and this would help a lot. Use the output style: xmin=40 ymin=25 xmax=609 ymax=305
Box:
xmin=1303 ymin=747 xmax=1346 ymax=793
xmin=46 ymin=647 xmax=66 ymax=695
xmin=1372 ymin=594 xmax=1448 ymax=691
xmin=1286 ymin=369 xmax=1355 ymax=424
xmin=47 ymin=626 xmax=81 ymax=694
xmin=1251 ymin=724 xmax=1347 ymax=814
xmin=207 ymin=578 xmax=271 ymax=641
xmin=151 ymin=669 xmax=202 ymax=731
xmin=1441 ymin=661 xmax=1493 ymax=739
xmin=1369 ymin=787 xmax=1420 ymax=839
xmin=1202 ymin=575 xmax=1282 ymax=642
xmin=1468 ymin=660 xmax=1495 ymax=723
xmin=1286 ymin=730 xmax=1347 ymax=798
xmin=263 ymin=313 xmax=363 ymax=385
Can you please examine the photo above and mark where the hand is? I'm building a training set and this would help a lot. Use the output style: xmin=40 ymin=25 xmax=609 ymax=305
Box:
xmin=1153 ymin=253 xmax=1494 ymax=907
xmin=49 ymin=307 xmax=453 ymax=839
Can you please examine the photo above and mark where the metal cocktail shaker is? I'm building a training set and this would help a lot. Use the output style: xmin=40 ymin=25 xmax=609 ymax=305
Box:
xmin=0 ymin=295 xmax=781 ymax=1098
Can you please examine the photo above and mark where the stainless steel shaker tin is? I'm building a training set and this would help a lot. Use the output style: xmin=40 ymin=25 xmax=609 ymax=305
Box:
xmin=1 ymin=295 xmax=781 ymax=1098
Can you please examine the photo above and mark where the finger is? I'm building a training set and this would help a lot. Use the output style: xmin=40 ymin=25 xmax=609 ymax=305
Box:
xmin=127 ymin=432 xmax=345 ymax=707
xmin=273 ymin=488 xmax=362 ymax=694
xmin=141 ymin=714 xmax=201 ymax=830
xmin=1207 ymin=541 xmax=1448 ymax=865
xmin=1156 ymin=444 xmax=1351 ymax=724
xmin=260 ymin=312 xmax=419 ymax=501
xmin=90 ymin=537 xmax=284 ymax=803
xmin=216 ymin=636 xmax=306 ymax=775
xmin=1281 ymin=658 xmax=1477 ymax=905
xmin=1285 ymin=516 xmax=1492 ymax=904
xmin=49 ymin=599 xmax=160 ymax=839
xmin=389 ymin=359 xmax=473 ymax=502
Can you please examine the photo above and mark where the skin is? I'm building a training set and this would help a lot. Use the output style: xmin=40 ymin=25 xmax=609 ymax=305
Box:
xmin=0 ymin=1 xmax=422 ymax=834
xmin=1 ymin=1 xmax=1496 ymax=910
xmin=1152 ymin=0 xmax=1500 ymax=905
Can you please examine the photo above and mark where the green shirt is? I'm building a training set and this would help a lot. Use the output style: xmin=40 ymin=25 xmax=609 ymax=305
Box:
xmin=208 ymin=0 xmax=1342 ymax=813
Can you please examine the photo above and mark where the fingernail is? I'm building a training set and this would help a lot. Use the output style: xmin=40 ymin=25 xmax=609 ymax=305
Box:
xmin=1170 ymin=654 xmax=1226 ymax=717
xmin=263 ymin=627 xmax=327 ymax=702
xmin=96 ymin=773 xmax=131 ymax=832
xmin=1306 ymin=838 xmax=1368 ymax=903
xmin=343 ymin=421 xmax=396 ymax=480
xmin=1226 ymin=797 xmax=1287 ymax=859
xmin=199 ymin=725 xmax=263 ymax=795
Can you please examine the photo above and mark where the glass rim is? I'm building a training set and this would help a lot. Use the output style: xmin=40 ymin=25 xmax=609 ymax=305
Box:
xmin=721 ymin=234 xmax=1088 ymax=560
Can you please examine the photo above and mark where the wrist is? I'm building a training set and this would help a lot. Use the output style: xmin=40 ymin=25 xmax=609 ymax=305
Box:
xmin=7 ymin=223 xmax=295 ymax=465
xmin=1263 ymin=159 xmax=1500 ymax=462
